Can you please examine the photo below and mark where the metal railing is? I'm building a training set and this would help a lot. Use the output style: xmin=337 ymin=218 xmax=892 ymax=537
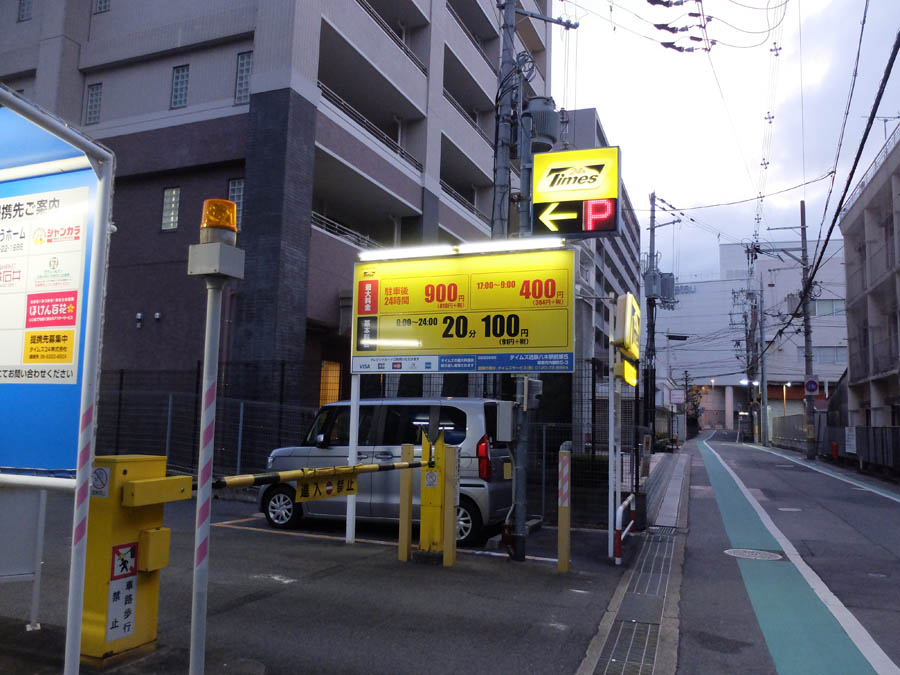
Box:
xmin=446 ymin=2 xmax=498 ymax=74
xmin=311 ymin=211 xmax=384 ymax=250
xmin=443 ymin=89 xmax=493 ymax=147
xmin=842 ymin=121 xmax=900 ymax=215
xmin=847 ymin=265 xmax=867 ymax=301
xmin=871 ymin=336 xmax=899 ymax=376
xmin=849 ymin=349 xmax=870 ymax=383
xmin=440 ymin=179 xmax=490 ymax=224
xmin=354 ymin=0 xmax=427 ymax=74
xmin=318 ymin=81 xmax=423 ymax=172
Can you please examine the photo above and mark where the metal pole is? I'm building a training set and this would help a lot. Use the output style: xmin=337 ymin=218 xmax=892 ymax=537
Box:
xmin=236 ymin=400 xmax=244 ymax=475
xmin=512 ymin=375 xmax=528 ymax=560
xmin=759 ymin=275 xmax=769 ymax=446
xmin=490 ymin=0 xmax=517 ymax=239
xmin=346 ymin=373 xmax=360 ymax=543
xmin=165 ymin=392 xmax=174 ymax=461
xmin=64 ymin=149 xmax=113 ymax=675
xmin=189 ymin=277 xmax=225 ymax=675
xmin=645 ymin=193 xmax=657 ymax=449
xmin=608 ymin=302 xmax=616 ymax=559
xmin=800 ymin=201 xmax=816 ymax=459
xmin=541 ymin=424 xmax=547 ymax=520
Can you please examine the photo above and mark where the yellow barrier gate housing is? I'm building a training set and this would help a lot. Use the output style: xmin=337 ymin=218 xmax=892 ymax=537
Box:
xmin=82 ymin=455 xmax=191 ymax=668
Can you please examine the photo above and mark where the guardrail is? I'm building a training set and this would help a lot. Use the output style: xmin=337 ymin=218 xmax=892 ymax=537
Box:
xmin=842 ymin=121 xmax=900 ymax=216
xmin=440 ymin=179 xmax=490 ymax=224
xmin=354 ymin=0 xmax=427 ymax=74
xmin=614 ymin=492 xmax=636 ymax=566
xmin=446 ymin=3 xmax=498 ymax=74
xmin=443 ymin=88 xmax=494 ymax=147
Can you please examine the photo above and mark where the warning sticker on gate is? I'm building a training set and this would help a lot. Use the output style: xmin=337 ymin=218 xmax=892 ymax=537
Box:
xmin=107 ymin=542 xmax=138 ymax=642
xmin=295 ymin=476 xmax=358 ymax=502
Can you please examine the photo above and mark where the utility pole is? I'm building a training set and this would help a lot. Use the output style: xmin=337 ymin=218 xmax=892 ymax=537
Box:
xmin=683 ymin=369 xmax=689 ymax=446
xmin=759 ymin=275 xmax=768 ymax=446
xmin=491 ymin=2 xmax=577 ymax=561
xmin=490 ymin=1 xmax=517 ymax=240
xmin=644 ymin=193 xmax=657 ymax=445
xmin=800 ymin=200 xmax=816 ymax=459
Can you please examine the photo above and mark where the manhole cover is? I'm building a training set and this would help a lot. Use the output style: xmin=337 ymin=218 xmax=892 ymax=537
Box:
xmin=724 ymin=548 xmax=783 ymax=561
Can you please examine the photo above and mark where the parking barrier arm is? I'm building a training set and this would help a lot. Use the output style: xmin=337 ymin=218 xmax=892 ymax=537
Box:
xmin=212 ymin=461 xmax=425 ymax=490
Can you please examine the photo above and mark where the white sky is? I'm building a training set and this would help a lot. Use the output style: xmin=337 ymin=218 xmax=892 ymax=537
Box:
xmin=549 ymin=0 xmax=900 ymax=281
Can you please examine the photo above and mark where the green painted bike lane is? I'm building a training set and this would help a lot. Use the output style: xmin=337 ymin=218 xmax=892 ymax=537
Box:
xmin=697 ymin=439 xmax=877 ymax=675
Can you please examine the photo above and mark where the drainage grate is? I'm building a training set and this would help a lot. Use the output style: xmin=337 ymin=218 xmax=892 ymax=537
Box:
xmin=595 ymin=620 xmax=659 ymax=675
xmin=629 ymin=533 xmax=675 ymax=596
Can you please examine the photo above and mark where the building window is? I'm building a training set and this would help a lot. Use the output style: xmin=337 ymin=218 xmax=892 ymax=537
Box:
xmin=170 ymin=65 xmax=189 ymax=109
xmin=811 ymin=299 xmax=845 ymax=317
xmin=161 ymin=188 xmax=181 ymax=230
xmin=798 ymin=346 xmax=848 ymax=364
xmin=17 ymin=0 xmax=32 ymax=21
xmin=228 ymin=178 xmax=244 ymax=231
xmin=319 ymin=361 xmax=341 ymax=407
xmin=94 ymin=0 xmax=110 ymax=12
xmin=85 ymin=84 xmax=102 ymax=125
xmin=234 ymin=51 xmax=252 ymax=104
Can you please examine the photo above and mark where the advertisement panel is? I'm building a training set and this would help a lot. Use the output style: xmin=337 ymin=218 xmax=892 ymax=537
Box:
xmin=532 ymin=147 xmax=621 ymax=237
xmin=351 ymin=249 xmax=574 ymax=373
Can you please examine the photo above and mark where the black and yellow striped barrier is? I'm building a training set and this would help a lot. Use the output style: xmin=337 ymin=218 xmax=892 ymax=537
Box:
xmin=212 ymin=461 xmax=424 ymax=491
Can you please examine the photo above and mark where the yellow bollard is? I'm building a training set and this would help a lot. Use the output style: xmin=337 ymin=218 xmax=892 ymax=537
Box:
xmin=442 ymin=445 xmax=458 ymax=567
xmin=81 ymin=455 xmax=191 ymax=668
xmin=558 ymin=450 xmax=571 ymax=573
xmin=418 ymin=432 xmax=444 ymax=555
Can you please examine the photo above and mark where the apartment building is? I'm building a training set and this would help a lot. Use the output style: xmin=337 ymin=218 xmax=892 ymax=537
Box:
xmin=838 ymin=126 xmax=900 ymax=427
xmin=1 ymin=0 xmax=555 ymax=406
xmin=656 ymin=240 xmax=846 ymax=431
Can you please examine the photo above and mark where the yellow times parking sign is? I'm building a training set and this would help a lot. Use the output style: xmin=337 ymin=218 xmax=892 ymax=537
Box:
xmin=352 ymin=250 xmax=574 ymax=374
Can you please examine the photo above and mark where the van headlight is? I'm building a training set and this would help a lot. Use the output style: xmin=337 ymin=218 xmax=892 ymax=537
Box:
xmin=266 ymin=456 xmax=274 ymax=469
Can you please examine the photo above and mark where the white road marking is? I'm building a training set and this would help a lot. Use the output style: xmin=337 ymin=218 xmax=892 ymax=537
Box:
xmin=703 ymin=440 xmax=900 ymax=675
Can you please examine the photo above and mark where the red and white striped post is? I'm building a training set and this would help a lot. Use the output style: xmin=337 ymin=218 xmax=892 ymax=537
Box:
xmin=187 ymin=200 xmax=243 ymax=675
xmin=558 ymin=450 xmax=571 ymax=573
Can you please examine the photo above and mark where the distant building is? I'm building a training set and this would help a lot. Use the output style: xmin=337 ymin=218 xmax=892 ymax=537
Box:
xmin=655 ymin=241 xmax=846 ymax=432
xmin=1 ymin=0 xmax=554 ymax=408
xmin=838 ymin=127 xmax=900 ymax=427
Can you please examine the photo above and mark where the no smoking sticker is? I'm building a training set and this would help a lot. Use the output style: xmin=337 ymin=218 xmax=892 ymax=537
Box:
xmin=90 ymin=467 xmax=109 ymax=498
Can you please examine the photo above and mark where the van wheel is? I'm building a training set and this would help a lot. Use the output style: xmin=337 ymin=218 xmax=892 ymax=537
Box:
xmin=456 ymin=497 xmax=483 ymax=547
xmin=263 ymin=485 xmax=302 ymax=529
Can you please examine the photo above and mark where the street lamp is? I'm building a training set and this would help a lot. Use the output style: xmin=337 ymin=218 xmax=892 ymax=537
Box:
xmin=783 ymin=382 xmax=791 ymax=416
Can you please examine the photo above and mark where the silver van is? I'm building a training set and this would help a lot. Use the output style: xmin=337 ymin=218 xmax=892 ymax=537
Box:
xmin=258 ymin=398 xmax=513 ymax=546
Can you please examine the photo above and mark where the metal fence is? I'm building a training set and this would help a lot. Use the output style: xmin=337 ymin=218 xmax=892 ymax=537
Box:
xmin=95 ymin=365 xmax=649 ymax=526
xmin=771 ymin=413 xmax=808 ymax=451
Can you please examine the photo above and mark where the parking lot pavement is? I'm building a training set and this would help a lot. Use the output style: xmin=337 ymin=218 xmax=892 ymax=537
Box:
xmin=0 ymin=493 xmax=628 ymax=674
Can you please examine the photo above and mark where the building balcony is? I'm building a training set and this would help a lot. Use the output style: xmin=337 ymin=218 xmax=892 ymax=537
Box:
xmin=318 ymin=81 xmax=422 ymax=172
xmin=446 ymin=2 xmax=498 ymax=75
xmin=869 ymin=240 xmax=897 ymax=283
xmin=440 ymin=179 xmax=490 ymax=227
xmin=846 ymin=266 xmax=867 ymax=303
xmin=352 ymin=0 xmax=428 ymax=74
xmin=871 ymin=335 xmax=899 ymax=377
xmin=849 ymin=349 xmax=869 ymax=384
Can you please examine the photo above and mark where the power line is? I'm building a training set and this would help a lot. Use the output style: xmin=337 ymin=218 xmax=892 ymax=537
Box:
xmin=813 ymin=0 xmax=870 ymax=265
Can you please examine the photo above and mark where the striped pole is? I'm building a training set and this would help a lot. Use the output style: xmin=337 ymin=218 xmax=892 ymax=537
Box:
xmin=190 ymin=278 xmax=225 ymax=675
xmin=558 ymin=450 xmax=571 ymax=573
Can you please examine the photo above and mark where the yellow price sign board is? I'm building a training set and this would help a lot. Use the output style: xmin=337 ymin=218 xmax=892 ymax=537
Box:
xmin=613 ymin=292 xmax=640 ymax=362
xmin=352 ymin=250 xmax=574 ymax=373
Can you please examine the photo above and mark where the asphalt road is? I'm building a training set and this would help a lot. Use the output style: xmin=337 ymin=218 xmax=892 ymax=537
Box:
xmin=1 ymin=491 xmax=626 ymax=674
xmin=678 ymin=434 xmax=900 ymax=675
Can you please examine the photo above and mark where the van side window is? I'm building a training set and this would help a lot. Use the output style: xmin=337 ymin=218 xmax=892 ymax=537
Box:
xmin=303 ymin=409 xmax=331 ymax=445
xmin=439 ymin=406 xmax=467 ymax=445
xmin=326 ymin=406 xmax=376 ymax=446
xmin=382 ymin=405 xmax=431 ymax=445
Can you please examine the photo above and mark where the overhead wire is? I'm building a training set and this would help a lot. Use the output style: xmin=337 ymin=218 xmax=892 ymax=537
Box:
xmin=812 ymin=0 xmax=870 ymax=265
